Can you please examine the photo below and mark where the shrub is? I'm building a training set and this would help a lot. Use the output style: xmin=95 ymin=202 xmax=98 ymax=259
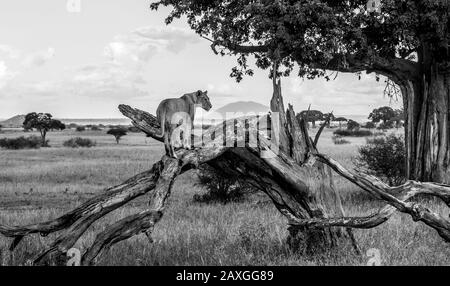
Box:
xmin=347 ymin=119 xmax=360 ymax=131
xmin=0 ymin=136 xmax=43 ymax=149
xmin=363 ymin=122 xmax=376 ymax=129
xmin=193 ymin=165 xmax=254 ymax=204
xmin=333 ymin=129 xmax=373 ymax=137
xmin=63 ymin=137 xmax=96 ymax=148
xmin=356 ymin=134 xmax=406 ymax=186
xmin=90 ymin=125 xmax=101 ymax=131
xmin=76 ymin=126 xmax=86 ymax=132
xmin=332 ymin=135 xmax=351 ymax=145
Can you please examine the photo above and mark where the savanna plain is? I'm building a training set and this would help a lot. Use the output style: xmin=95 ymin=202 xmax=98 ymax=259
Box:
xmin=0 ymin=128 xmax=449 ymax=266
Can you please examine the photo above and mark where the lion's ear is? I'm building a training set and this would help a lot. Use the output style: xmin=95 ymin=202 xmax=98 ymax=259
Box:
xmin=203 ymin=90 xmax=208 ymax=95
xmin=197 ymin=90 xmax=202 ymax=96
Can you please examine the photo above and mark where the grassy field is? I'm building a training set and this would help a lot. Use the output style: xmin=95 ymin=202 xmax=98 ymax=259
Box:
xmin=0 ymin=128 xmax=449 ymax=266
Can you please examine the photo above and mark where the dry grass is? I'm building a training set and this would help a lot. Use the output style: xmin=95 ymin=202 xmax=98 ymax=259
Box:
xmin=0 ymin=128 xmax=449 ymax=266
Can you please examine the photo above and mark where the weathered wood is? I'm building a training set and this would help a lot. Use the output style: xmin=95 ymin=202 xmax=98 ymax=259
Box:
xmin=82 ymin=157 xmax=180 ymax=265
xmin=0 ymin=166 xmax=163 ymax=250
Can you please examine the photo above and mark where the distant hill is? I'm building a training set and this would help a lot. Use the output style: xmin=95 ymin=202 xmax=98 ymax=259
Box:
xmin=210 ymin=101 xmax=270 ymax=119
xmin=0 ymin=115 xmax=26 ymax=128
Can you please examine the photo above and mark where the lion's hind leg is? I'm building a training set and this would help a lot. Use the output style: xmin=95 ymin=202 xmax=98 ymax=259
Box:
xmin=164 ymin=122 xmax=177 ymax=158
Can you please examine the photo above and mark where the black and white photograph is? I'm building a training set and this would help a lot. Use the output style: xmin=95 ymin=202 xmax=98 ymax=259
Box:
xmin=0 ymin=0 xmax=449 ymax=272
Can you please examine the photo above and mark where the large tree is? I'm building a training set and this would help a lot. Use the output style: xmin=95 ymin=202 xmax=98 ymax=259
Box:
xmin=151 ymin=0 xmax=450 ymax=183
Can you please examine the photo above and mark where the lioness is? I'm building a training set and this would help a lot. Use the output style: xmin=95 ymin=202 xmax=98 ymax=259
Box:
xmin=156 ymin=90 xmax=212 ymax=157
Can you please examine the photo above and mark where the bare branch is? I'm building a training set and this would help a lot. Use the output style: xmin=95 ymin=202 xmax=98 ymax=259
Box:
xmin=313 ymin=112 xmax=333 ymax=148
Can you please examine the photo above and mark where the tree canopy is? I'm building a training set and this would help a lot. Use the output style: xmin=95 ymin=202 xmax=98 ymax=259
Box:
xmin=151 ymin=0 xmax=449 ymax=82
xmin=107 ymin=128 xmax=128 ymax=144
xmin=368 ymin=106 xmax=396 ymax=123
xmin=347 ymin=119 xmax=360 ymax=130
xmin=23 ymin=112 xmax=65 ymax=146
xmin=297 ymin=110 xmax=324 ymax=127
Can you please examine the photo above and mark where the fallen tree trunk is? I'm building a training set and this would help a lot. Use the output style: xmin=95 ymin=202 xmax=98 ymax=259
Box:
xmin=2 ymin=80 xmax=450 ymax=265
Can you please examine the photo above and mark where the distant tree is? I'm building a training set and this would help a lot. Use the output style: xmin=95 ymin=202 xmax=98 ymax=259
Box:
xmin=107 ymin=128 xmax=127 ymax=144
xmin=391 ymin=108 xmax=405 ymax=129
xmin=377 ymin=120 xmax=395 ymax=131
xmin=323 ymin=112 xmax=335 ymax=128
xmin=297 ymin=110 xmax=323 ymax=128
xmin=23 ymin=112 xmax=65 ymax=146
xmin=347 ymin=119 xmax=360 ymax=131
xmin=91 ymin=125 xmax=101 ymax=131
xmin=368 ymin=106 xmax=396 ymax=124
xmin=0 ymin=124 xmax=2 ymax=132
xmin=335 ymin=117 xmax=348 ymax=129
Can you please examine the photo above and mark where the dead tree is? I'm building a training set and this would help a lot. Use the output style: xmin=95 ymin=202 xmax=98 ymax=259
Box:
xmin=2 ymin=80 xmax=450 ymax=265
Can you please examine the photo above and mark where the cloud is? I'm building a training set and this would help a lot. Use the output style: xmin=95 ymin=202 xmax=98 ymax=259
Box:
xmin=206 ymin=83 xmax=243 ymax=98
xmin=104 ymin=26 xmax=200 ymax=64
xmin=69 ymin=62 xmax=149 ymax=98
xmin=0 ymin=44 xmax=20 ymax=59
xmin=22 ymin=47 xmax=55 ymax=68
xmin=0 ymin=61 xmax=18 ymax=89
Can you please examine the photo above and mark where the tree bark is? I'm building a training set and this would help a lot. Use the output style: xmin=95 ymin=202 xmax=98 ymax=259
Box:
xmin=402 ymin=45 xmax=450 ymax=183
xmin=265 ymin=79 xmax=354 ymax=253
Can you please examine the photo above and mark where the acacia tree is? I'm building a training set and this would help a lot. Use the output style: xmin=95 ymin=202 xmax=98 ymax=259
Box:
xmin=107 ymin=128 xmax=127 ymax=144
xmin=23 ymin=112 xmax=66 ymax=146
xmin=297 ymin=110 xmax=324 ymax=128
xmin=150 ymin=0 xmax=450 ymax=183
xmin=335 ymin=117 xmax=348 ymax=129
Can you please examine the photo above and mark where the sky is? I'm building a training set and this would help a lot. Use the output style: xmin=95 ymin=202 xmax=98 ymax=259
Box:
xmin=0 ymin=0 xmax=402 ymax=119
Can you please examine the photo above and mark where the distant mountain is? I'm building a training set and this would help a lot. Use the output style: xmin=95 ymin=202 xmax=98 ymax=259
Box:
xmin=210 ymin=101 xmax=270 ymax=119
xmin=0 ymin=115 xmax=26 ymax=128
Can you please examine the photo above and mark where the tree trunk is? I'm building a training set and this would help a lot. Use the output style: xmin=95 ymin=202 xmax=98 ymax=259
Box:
xmin=40 ymin=129 xmax=47 ymax=147
xmin=402 ymin=51 xmax=450 ymax=183
xmin=267 ymin=79 xmax=355 ymax=254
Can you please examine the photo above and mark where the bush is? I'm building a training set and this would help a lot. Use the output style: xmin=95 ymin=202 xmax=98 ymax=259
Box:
xmin=377 ymin=120 xmax=395 ymax=130
xmin=76 ymin=126 xmax=86 ymax=132
xmin=332 ymin=135 xmax=351 ymax=145
xmin=356 ymin=134 xmax=406 ymax=186
xmin=363 ymin=122 xmax=376 ymax=129
xmin=193 ymin=165 xmax=254 ymax=204
xmin=90 ymin=125 xmax=101 ymax=131
xmin=333 ymin=129 xmax=373 ymax=137
xmin=0 ymin=136 xmax=43 ymax=149
xmin=63 ymin=137 xmax=96 ymax=148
